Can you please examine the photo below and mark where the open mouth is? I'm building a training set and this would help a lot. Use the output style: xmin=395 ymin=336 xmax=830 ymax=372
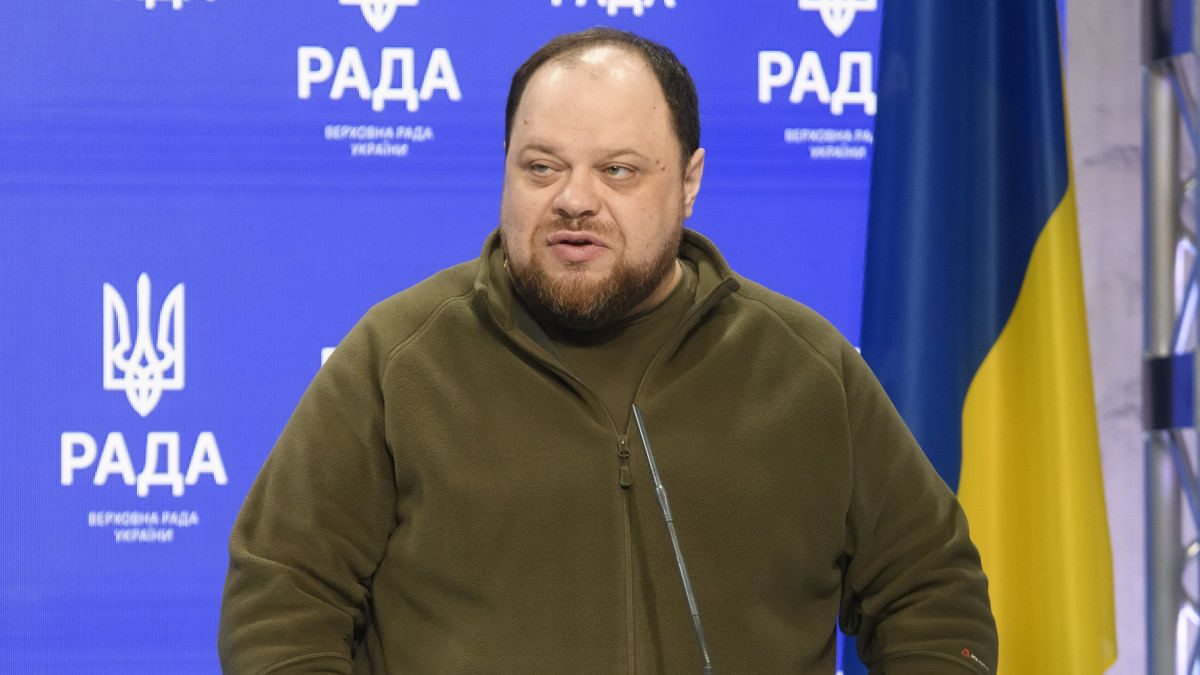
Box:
xmin=547 ymin=230 xmax=609 ymax=262
xmin=549 ymin=232 xmax=606 ymax=248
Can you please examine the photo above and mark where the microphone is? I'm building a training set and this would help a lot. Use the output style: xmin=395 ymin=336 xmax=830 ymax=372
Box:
xmin=631 ymin=404 xmax=715 ymax=675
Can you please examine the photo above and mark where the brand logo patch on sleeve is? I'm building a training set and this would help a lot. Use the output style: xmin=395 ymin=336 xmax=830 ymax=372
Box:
xmin=960 ymin=648 xmax=989 ymax=672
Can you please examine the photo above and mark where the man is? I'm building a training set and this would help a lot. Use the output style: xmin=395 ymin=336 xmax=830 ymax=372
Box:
xmin=219 ymin=28 xmax=997 ymax=674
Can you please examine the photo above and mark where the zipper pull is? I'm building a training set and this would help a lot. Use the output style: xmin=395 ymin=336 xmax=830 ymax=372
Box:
xmin=618 ymin=435 xmax=632 ymax=489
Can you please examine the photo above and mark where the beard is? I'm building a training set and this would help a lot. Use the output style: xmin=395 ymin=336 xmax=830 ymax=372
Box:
xmin=503 ymin=216 xmax=682 ymax=332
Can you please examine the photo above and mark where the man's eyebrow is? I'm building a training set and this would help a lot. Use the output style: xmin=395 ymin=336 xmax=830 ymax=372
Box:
xmin=516 ymin=142 xmax=560 ymax=156
xmin=514 ymin=142 xmax=654 ymax=163
xmin=598 ymin=148 xmax=654 ymax=163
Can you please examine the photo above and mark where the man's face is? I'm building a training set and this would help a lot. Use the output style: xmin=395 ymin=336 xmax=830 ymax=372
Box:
xmin=500 ymin=45 xmax=704 ymax=331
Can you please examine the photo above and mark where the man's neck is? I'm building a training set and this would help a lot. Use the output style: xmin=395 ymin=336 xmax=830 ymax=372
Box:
xmin=622 ymin=258 xmax=682 ymax=319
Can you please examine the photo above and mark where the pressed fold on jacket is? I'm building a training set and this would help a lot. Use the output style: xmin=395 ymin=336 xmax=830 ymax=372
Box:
xmin=218 ymin=229 xmax=997 ymax=674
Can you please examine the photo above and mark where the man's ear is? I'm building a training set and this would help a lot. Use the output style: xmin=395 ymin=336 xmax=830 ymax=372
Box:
xmin=682 ymin=148 xmax=705 ymax=219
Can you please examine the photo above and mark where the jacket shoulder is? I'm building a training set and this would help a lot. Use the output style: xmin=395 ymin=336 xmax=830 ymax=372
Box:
xmin=728 ymin=275 xmax=857 ymax=372
xmin=369 ymin=260 xmax=478 ymax=323
xmin=336 ymin=259 xmax=480 ymax=368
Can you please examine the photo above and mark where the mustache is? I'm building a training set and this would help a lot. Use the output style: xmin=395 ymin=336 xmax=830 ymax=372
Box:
xmin=541 ymin=215 xmax=615 ymax=235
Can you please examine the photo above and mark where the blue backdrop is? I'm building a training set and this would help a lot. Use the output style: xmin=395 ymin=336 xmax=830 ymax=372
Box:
xmin=0 ymin=1 xmax=880 ymax=671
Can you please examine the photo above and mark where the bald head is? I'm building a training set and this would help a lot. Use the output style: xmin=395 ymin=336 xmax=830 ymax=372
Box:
xmin=504 ymin=27 xmax=700 ymax=170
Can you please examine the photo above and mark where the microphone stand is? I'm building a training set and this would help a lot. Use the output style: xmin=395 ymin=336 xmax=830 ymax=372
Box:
xmin=631 ymin=404 xmax=715 ymax=675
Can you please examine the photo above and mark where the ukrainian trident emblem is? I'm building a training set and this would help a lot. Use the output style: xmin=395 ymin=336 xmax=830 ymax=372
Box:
xmin=798 ymin=0 xmax=877 ymax=38
xmin=103 ymin=274 xmax=185 ymax=417
xmin=339 ymin=0 xmax=418 ymax=32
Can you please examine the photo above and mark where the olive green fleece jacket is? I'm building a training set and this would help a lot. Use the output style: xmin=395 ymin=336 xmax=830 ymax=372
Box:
xmin=219 ymin=229 xmax=997 ymax=674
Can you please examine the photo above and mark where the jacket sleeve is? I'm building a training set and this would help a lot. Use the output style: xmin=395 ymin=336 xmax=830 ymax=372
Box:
xmin=218 ymin=318 xmax=398 ymax=675
xmin=838 ymin=343 xmax=998 ymax=674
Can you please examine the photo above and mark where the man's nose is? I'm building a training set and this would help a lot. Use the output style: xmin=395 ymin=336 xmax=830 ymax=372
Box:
xmin=552 ymin=170 xmax=600 ymax=219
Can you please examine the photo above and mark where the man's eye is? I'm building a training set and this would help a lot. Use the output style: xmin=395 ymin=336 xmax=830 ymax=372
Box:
xmin=606 ymin=166 xmax=631 ymax=178
xmin=530 ymin=164 xmax=553 ymax=175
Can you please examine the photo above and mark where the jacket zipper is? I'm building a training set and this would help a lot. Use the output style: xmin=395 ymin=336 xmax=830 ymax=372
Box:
xmin=550 ymin=368 xmax=635 ymax=672
xmin=618 ymin=434 xmax=632 ymax=488
xmin=615 ymin=281 xmax=735 ymax=673
xmin=518 ymin=349 xmax=636 ymax=672
xmin=619 ymin=432 xmax=638 ymax=667
xmin=617 ymin=433 xmax=635 ymax=673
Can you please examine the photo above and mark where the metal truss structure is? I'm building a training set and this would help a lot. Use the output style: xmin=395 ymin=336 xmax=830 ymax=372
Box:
xmin=1145 ymin=2 xmax=1200 ymax=673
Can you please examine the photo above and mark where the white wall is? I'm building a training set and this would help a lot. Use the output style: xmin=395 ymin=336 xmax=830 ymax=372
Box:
xmin=1067 ymin=1 xmax=1145 ymax=672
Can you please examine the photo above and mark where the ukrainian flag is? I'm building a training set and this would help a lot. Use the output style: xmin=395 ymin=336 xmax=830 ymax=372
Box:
xmin=857 ymin=2 xmax=1117 ymax=672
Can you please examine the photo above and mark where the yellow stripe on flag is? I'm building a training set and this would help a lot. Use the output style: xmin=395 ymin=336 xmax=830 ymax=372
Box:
xmin=958 ymin=182 xmax=1117 ymax=673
